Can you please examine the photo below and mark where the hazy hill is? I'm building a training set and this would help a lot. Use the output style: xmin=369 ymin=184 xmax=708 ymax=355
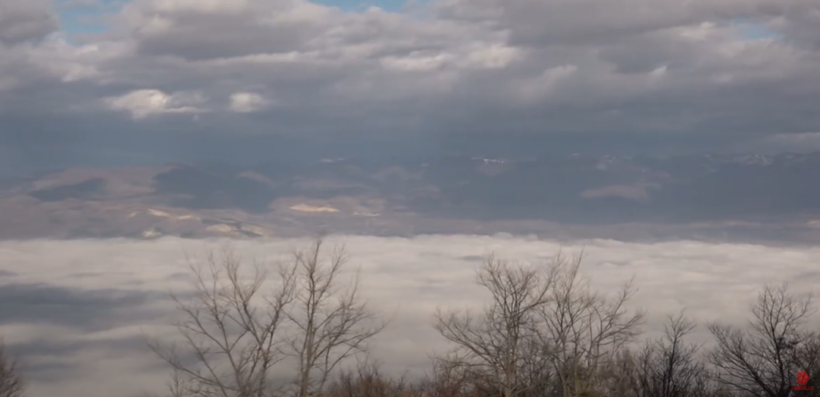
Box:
xmin=4 ymin=152 xmax=820 ymax=242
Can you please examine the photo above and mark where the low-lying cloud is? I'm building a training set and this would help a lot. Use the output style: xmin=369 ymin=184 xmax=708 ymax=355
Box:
xmin=0 ymin=234 xmax=819 ymax=397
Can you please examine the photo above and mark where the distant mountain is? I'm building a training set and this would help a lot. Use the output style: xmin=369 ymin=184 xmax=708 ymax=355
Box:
xmin=408 ymin=152 xmax=820 ymax=224
xmin=3 ymin=152 xmax=820 ymax=242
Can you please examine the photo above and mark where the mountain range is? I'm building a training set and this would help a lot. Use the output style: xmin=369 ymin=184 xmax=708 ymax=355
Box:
xmin=3 ymin=152 xmax=820 ymax=243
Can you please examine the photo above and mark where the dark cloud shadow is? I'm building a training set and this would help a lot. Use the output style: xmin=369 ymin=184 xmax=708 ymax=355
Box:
xmin=458 ymin=255 xmax=485 ymax=262
xmin=9 ymin=336 xmax=154 ymax=383
xmin=0 ymin=282 xmax=168 ymax=330
xmin=28 ymin=178 xmax=106 ymax=202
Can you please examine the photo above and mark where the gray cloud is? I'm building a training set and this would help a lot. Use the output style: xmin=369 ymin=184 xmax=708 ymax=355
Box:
xmin=11 ymin=336 xmax=152 ymax=383
xmin=0 ymin=0 xmax=58 ymax=45
xmin=1 ymin=236 xmax=819 ymax=397
xmin=2 ymin=0 xmax=820 ymax=169
xmin=0 ymin=282 xmax=166 ymax=330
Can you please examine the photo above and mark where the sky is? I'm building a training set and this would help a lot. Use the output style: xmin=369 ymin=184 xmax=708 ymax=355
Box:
xmin=1 ymin=235 xmax=819 ymax=397
xmin=2 ymin=0 xmax=820 ymax=170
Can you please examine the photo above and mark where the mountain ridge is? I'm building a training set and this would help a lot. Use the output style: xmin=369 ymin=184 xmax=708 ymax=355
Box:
xmin=3 ymin=152 xmax=820 ymax=243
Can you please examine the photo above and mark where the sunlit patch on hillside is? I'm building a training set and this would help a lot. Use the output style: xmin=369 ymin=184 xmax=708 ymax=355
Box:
xmin=289 ymin=204 xmax=340 ymax=213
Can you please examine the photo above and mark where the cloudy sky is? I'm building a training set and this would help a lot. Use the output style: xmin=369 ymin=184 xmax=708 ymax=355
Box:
xmin=2 ymin=0 xmax=820 ymax=170
xmin=1 ymin=235 xmax=819 ymax=397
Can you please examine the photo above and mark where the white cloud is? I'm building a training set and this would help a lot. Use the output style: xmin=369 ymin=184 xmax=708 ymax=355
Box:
xmin=135 ymin=0 xmax=252 ymax=16
xmin=459 ymin=43 xmax=522 ymax=69
xmin=514 ymin=64 xmax=578 ymax=103
xmin=229 ymin=92 xmax=268 ymax=113
xmin=0 ymin=235 xmax=818 ymax=397
xmin=380 ymin=52 xmax=449 ymax=72
xmin=105 ymin=89 xmax=208 ymax=119
xmin=379 ymin=44 xmax=522 ymax=72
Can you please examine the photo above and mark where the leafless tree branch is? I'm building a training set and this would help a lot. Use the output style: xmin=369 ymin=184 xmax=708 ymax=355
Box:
xmin=0 ymin=339 xmax=25 ymax=397
xmin=708 ymin=283 xmax=818 ymax=397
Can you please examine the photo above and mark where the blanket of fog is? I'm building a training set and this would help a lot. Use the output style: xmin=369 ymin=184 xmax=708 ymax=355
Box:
xmin=0 ymin=235 xmax=818 ymax=397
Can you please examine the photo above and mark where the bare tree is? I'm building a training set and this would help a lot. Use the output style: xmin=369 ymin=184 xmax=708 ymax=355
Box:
xmin=630 ymin=312 xmax=713 ymax=397
xmin=596 ymin=347 xmax=638 ymax=397
xmin=535 ymin=252 xmax=644 ymax=397
xmin=708 ymin=284 xmax=819 ymax=397
xmin=162 ymin=368 xmax=199 ymax=397
xmin=433 ymin=255 xmax=557 ymax=397
xmin=149 ymin=248 xmax=298 ymax=397
xmin=421 ymin=357 xmax=480 ymax=397
xmin=150 ymin=238 xmax=386 ymax=397
xmin=323 ymin=357 xmax=417 ymax=397
xmin=285 ymin=238 xmax=386 ymax=397
xmin=0 ymin=339 xmax=24 ymax=397
xmin=793 ymin=332 xmax=820 ymax=395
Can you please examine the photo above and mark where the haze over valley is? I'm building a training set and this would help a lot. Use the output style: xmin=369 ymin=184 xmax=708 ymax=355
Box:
xmin=2 ymin=0 xmax=820 ymax=395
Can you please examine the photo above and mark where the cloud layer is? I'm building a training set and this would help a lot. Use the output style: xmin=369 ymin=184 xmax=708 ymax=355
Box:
xmin=0 ymin=235 xmax=819 ymax=397
xmin=2 ymin=0 xmax=820 ymax=169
